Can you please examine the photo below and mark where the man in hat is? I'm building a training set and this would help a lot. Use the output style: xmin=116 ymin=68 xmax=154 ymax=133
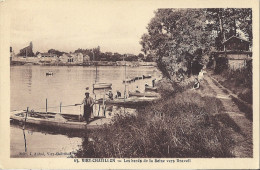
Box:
xmin=82 ymin=91 xmax=94 ymax=123
xmin=106 ymin=90 xmax=113 ymax=100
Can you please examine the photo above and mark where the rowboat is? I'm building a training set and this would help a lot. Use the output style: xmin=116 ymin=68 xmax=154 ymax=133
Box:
xmin=10 ymin=110 xmax=110 ymax=130
xmin=128 ymin=91 xmax=160 ymax=97
xmin=143 ymin=75 xmax=152 ymax=79
xmin=93 ymin=83 xmax=112 ymax=89
xmin=96 ymin=97 xmax=158 ymax=107
xmin=123 ymin=78 xmax=133 ymax=83
xmin=145 ymin=85 xmax=158 ymax=92
xmin=46 ymin=71 xmax=53 ymax=76
xmin=134 ymin=76 xmax=143 ymax=80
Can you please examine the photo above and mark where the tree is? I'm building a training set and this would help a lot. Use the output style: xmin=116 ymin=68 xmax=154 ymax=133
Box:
xmin=206 ymin=8 xmax=252 ymax=48
xmin=137 ymin=53 xmax=145 ymax=60
xmin=140 ymin=9 xmax=214 ymax=79
xmin=48 ymin=49 xmax=65 ymax=56
xmin=140 ymin=8 xmax=252 ymax=79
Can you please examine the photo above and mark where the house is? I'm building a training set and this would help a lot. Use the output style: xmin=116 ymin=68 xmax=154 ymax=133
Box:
xmin=223 ymin=36 xmax=250 ymax=51
xmin=37 ymin=53 xmax=58 ymax=63
xmin=60 ymin=53 xmax=83 ymax=64
xmin=212 ymin=36 xmax=252 ymax=71
xmin=83 ymin=55 xmax=91 ymax=62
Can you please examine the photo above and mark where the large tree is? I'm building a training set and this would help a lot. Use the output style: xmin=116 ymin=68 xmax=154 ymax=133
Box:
xmin=140 ymin=9 xmax=214 ymax=78
xmin=141 ymin=8 xmax=252 ymax=79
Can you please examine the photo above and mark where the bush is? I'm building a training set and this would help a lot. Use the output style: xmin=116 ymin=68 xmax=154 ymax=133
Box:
xmin=75 ymin=90 xmax=234 ymax=158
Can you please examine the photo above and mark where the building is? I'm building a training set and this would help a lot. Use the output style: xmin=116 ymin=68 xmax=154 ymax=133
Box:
xmin=60 ymin=53 xmax=83 ymax=64
xmin=83 ymin=55 xmax=91 ymax=62
xmin=71 ymin=53 xmax=83 ymax=63
xmin=223 ymin=36 xmax=250 ymax=51
xmin=37 ymin=53 xmax=58 ymax=63
xmin=19 ymin=42 xmax=34 ymax=57
xmin=212 ymin=36 xmax=252 ymax=71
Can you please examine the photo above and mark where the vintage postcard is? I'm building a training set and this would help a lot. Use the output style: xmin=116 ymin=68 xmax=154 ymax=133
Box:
xmin=0 ymin=0 xmax=259 ymax=169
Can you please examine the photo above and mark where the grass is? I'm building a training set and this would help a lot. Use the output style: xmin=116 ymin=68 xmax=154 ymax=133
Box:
xmin=231 ymin=96 xmax=253 ymax=121
xmin=213 ymin=68 xmax=252 ymax=104
xmin=74 ymin=77 xmax=236 ymax=158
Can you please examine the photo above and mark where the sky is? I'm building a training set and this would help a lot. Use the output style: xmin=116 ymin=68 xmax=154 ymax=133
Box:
xmin=9 ymin=0 xmax=157 ymax=55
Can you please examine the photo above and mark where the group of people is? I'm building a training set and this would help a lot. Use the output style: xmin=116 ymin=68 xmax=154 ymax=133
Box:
xmin=80 ymin=89 xmax=121 ymax=123
xmin=81 ymin=78 xmax=157 ymax=123
xmin=106 ymin=90 xmax=121 ymax=100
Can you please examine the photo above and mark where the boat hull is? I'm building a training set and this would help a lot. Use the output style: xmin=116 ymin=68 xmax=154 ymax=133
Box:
xmin=10 ymin=111 xmax=109 ymax=130
xmin=96 ymin=97 xmax=158 ymax=107
xmin=145 ymin=86 xmax=158 ymax=92
xmin=93 ymin=83 xmax=112 ymax=89
xmin=128 ymin=91 xmax=160 ymax=97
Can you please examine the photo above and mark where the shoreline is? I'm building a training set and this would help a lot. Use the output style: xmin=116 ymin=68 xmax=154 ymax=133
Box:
xmin=10 ymin=60 xmax=157 ymax=67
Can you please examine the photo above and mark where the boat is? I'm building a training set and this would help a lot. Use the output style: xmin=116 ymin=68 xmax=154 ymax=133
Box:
xmin=93 ymin=83 xmax=112 ymax=89
xmin=123 ymin=78 xmax=132 ymax=83
xmin=134 ymin=76 xmax=143 ymax=80
xmin=96 ymin=97 xmax=159 ymax=107
xmin=10 ymin=110 xmax=110 ymax=130
xmin=128 ymin=91 xmax=160 ymax=97
xmin=145 ymin=85 xmax=158 ymax=92
xmin=46 ymin=71 xmax=53 ymax=76
xmin=143 ymin=75 xmax=152 ymax=79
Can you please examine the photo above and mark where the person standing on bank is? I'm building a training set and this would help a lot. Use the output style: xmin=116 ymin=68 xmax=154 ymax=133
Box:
xmin=82 ymin=91 xmax=94 ymax=123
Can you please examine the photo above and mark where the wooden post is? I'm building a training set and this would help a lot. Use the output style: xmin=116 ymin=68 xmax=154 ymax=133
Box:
xmin=23 ymin=107 xmax=29 ymax=130
xmin=46 ymin=98 xmax=48 ymax=113
xmin=102 ymin=89 xmax=105 ymax=107
xmin=60 ymin=102 xmax=62 ymax=113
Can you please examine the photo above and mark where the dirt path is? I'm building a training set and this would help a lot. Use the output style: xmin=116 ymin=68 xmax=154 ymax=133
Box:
xmin=204 ymin=74 xmax=253 ymax=157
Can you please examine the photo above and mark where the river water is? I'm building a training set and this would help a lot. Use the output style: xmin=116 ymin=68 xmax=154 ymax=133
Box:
xmin=10 ymin=65 xmax=161 ymax=157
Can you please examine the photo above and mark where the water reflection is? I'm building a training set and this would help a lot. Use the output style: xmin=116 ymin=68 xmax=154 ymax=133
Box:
xmin=11 ymin=65 xmax=161 ymax=157
xmin=11 ymin=125 xmax=82 ymax=158
xmin=23 ymin=130 xmax=27 ymax=152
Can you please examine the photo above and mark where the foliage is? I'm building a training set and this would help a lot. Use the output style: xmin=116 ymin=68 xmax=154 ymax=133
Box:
xmin=48 ymin=49 xmax=65 ymax=56
xmin=74 ymin=48 xmax=142 ymax=62
xmin=206 ymin=8 xmax=252 ymax=49
xmin=75 ymin=81 xmax=235 ymax=158
xmin=140 ymin=8 xmax=252 ymax=78
xmin=140 ymin=9 xmax=215 ymax=78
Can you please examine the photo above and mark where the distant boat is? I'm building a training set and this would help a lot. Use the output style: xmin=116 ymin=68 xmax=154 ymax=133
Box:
xmin=46 ymin=71 xmax=53 ymax=76
xmin=143 ymin=75 xmax=152 ymax=79
xmin=93 ymin=83 xmax=112 ymax=89
xmin=123 ymin=78 xmax=133 ymax=83
xmin=10 ymin=110 xmax=108 ymax=130
xmin=128 ymin=91 xmax=160 ymax=98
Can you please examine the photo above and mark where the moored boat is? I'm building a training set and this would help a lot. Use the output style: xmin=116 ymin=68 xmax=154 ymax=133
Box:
xmin=96 ymin=97 xmax=158 ymax=107
xmin=93 ymin=82 xmax=112 ymax=89
xmin=46 ymin=71 xmax=53 ymax=76
xmin=145 ymin=85 xmax=158 ymax=92
xmin=128 ymin=91 xmax=160 ymax=97
xmin=10 ymin=110 xmax=110 ymax=130
xmin=143 ymin=75 xmax=152 ymax=79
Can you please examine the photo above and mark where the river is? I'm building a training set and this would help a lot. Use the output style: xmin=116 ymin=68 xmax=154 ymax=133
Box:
xmin=10 ymin=65 xmax=161 ymax=157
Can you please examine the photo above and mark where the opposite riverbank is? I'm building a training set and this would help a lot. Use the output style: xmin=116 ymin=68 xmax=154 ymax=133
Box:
xmin=74 ymin=72 xmax=252 ymax=158
xmin=10 ymin=60 xmax=157 ymax=67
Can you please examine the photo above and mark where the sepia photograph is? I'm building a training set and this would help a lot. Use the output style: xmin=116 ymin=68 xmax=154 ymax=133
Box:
xmin=0 ymin=0 xmax=259 ymax=169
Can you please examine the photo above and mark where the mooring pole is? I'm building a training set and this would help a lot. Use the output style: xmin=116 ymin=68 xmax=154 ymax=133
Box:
xmin=60 ymin=102 xmax=62 ymax=113
xmin=23 ymin=107 xmax=29 ymax=130
xmin=46 ymin=98 xmax=48 ymax=113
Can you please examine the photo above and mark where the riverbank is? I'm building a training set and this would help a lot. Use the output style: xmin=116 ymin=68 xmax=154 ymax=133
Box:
xmin=10 ymin=60 xmax=157 ymax=67
xmin=74 ymin=74 xmax=245 ymax=158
